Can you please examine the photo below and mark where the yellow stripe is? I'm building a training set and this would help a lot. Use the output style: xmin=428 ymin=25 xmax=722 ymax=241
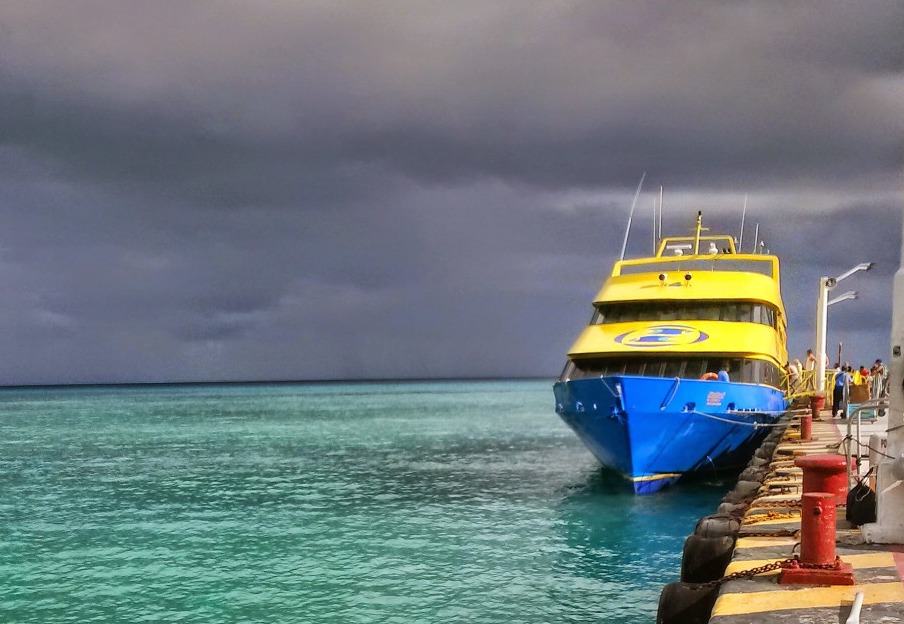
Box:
xmin=568 ymin=320 xmax=783 ymax=359
xmin=724 ymin=552 xmax=896 ymax=576
xmin=740 ymin=515 xmax=801 ymax=526
xmin=735 ymin=536 xmax=797 ymax=549
xmin=629 ymin=472 xmax=681 ymax=483
xmin=712 ymin=582 xmax=904 ymax=616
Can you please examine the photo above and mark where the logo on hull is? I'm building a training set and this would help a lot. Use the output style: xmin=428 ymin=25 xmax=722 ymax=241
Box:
xmin=614 ymin=324 xmax=709 ymax=348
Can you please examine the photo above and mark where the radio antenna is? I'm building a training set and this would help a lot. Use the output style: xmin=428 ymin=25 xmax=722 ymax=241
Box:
xmin=652 ymin=196 xmax=656 ymax=254
xmin=619 ymin=171 xmax=646 ymax=261
xmin=738 ymin=194 xmax=747 ymax=251
xmin=658 ymin=185 xmax=663 ymax=242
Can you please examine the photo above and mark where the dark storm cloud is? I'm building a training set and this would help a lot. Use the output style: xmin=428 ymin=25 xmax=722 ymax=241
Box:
xmin=0 ymin=1 xmax=900 ymax=383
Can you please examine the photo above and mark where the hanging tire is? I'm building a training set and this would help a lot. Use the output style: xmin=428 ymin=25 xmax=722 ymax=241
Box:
xmin=681 ymin=534 xmax=735 ymax=583
xmin=722 ymin=480 xmax=761 ymax=504
xmin=657 ymin=581 xmax=719 ymax=624
xmin=694 ymin=514 xmax=741 ymax=538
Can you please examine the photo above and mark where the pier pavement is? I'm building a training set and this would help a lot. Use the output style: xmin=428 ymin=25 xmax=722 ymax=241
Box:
xmin=707 ymin=410 xmax=904 ymax=623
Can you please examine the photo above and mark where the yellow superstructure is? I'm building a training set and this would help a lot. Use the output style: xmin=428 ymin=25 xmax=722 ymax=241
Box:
xmin=564 ymin=214 xmax=788 ymax=386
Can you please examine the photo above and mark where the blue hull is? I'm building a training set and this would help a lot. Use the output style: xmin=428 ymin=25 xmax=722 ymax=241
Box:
xmin=553 ymin=376 xmax=787 ymax=494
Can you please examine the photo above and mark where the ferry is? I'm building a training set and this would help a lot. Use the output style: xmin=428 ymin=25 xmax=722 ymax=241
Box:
xmin=553 ymin=212 xmax=789 ymax=493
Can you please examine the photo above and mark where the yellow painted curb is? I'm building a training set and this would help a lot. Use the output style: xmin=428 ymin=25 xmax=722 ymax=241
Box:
xmin=712 ymin=582 xmax=904 ymax=616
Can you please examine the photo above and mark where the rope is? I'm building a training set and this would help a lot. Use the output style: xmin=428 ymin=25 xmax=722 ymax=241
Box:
xmin=688 ymin=409 xmax=787 ymax=428
xmin=743 ymin=510 xmax=799 ymax=524
xmin=748 ymin=499 xmax=802 ymax=509
xmin=598 ymin=377 xmax=619 ymax=398
xmin=835 ymin=433 xmax=896 ymax=461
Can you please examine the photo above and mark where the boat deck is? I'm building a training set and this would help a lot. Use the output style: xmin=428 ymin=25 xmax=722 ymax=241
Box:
xmin=707 ymin=412 xmax=904 ymax=623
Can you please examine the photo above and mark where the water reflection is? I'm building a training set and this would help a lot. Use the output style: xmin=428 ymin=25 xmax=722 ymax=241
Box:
xmin=547 ymin=468 xmax=729 ymax=620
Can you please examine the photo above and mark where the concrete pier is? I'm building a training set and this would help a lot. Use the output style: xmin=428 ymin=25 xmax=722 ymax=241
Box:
xmin=707 ymin=414 xmax=904 ymax=623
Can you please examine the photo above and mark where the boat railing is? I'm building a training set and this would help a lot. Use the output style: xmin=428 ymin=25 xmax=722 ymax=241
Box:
xmin=784 ymin=369 xmax=812 ymax=401
xmin=798 ymin=368 xmax=817 ymax=392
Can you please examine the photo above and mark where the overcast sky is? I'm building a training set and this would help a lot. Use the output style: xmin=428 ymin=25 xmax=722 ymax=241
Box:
xmin=0 ymin=1 xmax=901 ymax=385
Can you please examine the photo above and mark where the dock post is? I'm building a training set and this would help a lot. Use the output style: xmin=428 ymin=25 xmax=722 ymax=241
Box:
xmin=795 ymin=454 xmax=849 ymax=505
xmin=779 ymin=492 xmax=855 ymax=585
xmin=800 ymin=412 xmax=812 ymax=441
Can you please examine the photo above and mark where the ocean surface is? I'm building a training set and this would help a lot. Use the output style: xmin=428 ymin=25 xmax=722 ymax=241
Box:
xmin=0 ymin=380 xmax=732 ymax=623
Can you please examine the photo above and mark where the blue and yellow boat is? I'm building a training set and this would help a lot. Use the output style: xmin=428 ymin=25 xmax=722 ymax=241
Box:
xmin=553 ymin=212 xmax=789 ymax=493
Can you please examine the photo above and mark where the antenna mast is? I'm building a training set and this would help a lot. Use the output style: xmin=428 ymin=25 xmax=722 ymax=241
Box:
xmin=739 ymin=194 xmax=747 ymax=251
xmin=652 ymin=197 xmax=656 ymax=254
xmin=619 ymin=172 xmax=646 ymax=261
xmin=658 ymin=186 xmax=663 ymax=243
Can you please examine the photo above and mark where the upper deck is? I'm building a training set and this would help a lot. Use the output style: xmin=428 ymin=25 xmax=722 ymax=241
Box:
xmin=564 ymin=212 xmax=788 ymax=370
xmin=616 ymin=232 xmax=779 ymax=282
xmin=601 ymin=233 xmax=784 ymax=314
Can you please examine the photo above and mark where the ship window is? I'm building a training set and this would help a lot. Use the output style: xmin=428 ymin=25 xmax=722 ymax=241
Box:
xmin=590 ymin=308 xmax=604 ymax=325
xmin=624 ymin=360 xmax=644 ymax=375
xmin=653 ymin=305 xmax=674 ymax=321
xmin=751 ymin=305 xmax=762 ymax=324
xmin=720 ymin=304 xmax=738 ymax=321
xmin=663 ymin=360 xmax=684 ymax=377
xmin=646 ymin=361 xmax=665 ymax=377
xmin=764 ymin=306 xmax=776 ymax=328
xmin=750 ymin=304 xmax=777 ymax=328
xmin=686 ymin=359 xmax=708 ymax=379
xmin=559 ymin=360 xmax=577 ymax=381
xmin=727 ymin=358 xmax=743 ymax=382
xmin=561 ymin=356 xmax=785 ymax=389
xmin=591 ymin=301 xmax=780 ymax=327
xmin=741 ymin=359 xmax=755 ymax=383
xmin=698 ymin=305 xmax=720 ymax=320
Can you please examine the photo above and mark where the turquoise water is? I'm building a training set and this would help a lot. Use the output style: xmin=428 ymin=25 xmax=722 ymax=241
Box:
xmin=0 ymin=380 xmax=728 ymax=623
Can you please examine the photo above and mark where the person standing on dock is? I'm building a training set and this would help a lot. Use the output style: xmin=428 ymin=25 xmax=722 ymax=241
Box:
xmin=871 ymin=359 xmax=887 ymax=399
xmin=832 ymin=365 xmax=851 ymax=418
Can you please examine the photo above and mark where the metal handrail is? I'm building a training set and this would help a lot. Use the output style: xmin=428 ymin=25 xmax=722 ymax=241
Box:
xmin=845 ymin=397 xmax=889 ymax=489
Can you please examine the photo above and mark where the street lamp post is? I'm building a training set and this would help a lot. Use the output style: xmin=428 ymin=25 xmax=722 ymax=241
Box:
xmin=815 ymin=263 xmax=873 ymax=394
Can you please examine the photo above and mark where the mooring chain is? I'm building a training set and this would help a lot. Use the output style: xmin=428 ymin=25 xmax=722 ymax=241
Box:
xmin=694 ymin=557 xmax=840 ymax=589
xmin=738 ymin=529 xmax=800 ymax=538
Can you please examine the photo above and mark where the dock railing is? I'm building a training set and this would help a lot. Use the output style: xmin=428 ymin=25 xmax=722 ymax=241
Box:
xmin=843 ymin=397 xmax=889 ymax=490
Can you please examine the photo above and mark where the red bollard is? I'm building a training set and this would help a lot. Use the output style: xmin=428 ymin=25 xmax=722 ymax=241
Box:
xmin=800 ymin=492 xmax=837 ymax=565
xmin=799 ymin=413 xmax=812 ymax=441
xmin=779 ymin=492 xmax=855 ymax=585
xmin=810 ymin=393 xmax=825 ymax=420
xmin=795 ymin=454 xmax=848 ymax=504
